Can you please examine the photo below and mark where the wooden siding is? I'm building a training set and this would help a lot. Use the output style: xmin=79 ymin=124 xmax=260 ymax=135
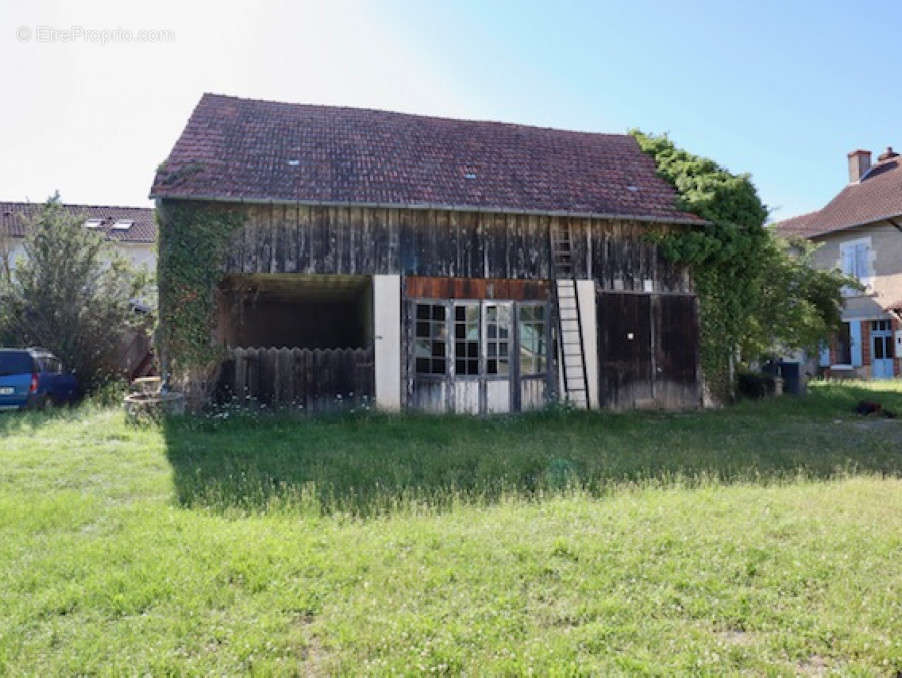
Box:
xmin=597 ymin=292 xmax=700 ymax=409
xmin=405 ymin=276 xmax=550 ymax=301
xmin=216 ymin=346 xmax=374 ymax=411
xmin=161 ymin=200 xmax=693 ymax=293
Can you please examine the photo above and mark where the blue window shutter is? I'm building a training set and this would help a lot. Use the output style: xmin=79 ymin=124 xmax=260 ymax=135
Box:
xmin=818 ymin=343 xmax=830 ymax=367
xmin=850 ymin=321 xmax=863 ymax=367
xmin=855 ymin=244 xmax=869 ymax=281
xmin=841 ymin=246 xmax=855 ymax=276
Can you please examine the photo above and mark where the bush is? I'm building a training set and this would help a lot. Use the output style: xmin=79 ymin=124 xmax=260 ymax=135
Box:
xmin=0 ymin=195 xmax=152 ymax=392
xmin=737 ymin=371 xmax=779 ymax=399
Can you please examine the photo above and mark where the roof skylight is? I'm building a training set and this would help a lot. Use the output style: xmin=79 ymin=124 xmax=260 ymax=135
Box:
xmin=84 ymin=218 xmax=103 ymax=229
xmin=111 ymin=219 xmax=134 ymax=230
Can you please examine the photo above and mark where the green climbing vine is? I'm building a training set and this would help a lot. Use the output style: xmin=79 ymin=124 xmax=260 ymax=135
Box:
xmin=156 ymin=200 xmax=245 ymax=383
xmin=631 ymin=131 xmax=847 ymax=402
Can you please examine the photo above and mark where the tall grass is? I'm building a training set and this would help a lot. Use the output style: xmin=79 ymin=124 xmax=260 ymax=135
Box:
xmin=162 ymin=379 xmax=902 ymax=517
xmin=3 ymin=381 xmax=902 ymax=674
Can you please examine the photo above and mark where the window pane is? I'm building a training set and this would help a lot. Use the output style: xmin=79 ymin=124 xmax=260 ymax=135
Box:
xmin=416 ymin=358 xmax=430 ymax=373
xmin=432 ymin=305 xmax=445 ymax=321
xmin=455 ymin=306 xmax=465 ymax=321
xmin=432 ymin=359 xmax=445 ymax=374
xmin=416 ymin=304 xmax=430 ymax=320
xmin=467 ymin=342 xmax=478 ymax=358
xmin=432 ymin=341 xmax=445 ymax=358
xmin=875 ymin=340 xmax=884 ymax=360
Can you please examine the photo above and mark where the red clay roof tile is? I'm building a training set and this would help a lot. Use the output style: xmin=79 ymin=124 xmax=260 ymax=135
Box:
xmin=772 ymin=154 xmax=902 ymax=238
xmin=0 ymin=202 xmax=156 ymax=243
xmin=150 ymin=93 xmax=703 ymax=224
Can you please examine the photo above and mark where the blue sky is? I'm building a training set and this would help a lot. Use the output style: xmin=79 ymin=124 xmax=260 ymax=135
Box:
xmin=2 ymin=0 xmax=901 ymax=221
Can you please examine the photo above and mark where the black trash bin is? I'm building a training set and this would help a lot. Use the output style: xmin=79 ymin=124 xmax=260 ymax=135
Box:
xmin=779 ymin=361 xmax=804 ymax=395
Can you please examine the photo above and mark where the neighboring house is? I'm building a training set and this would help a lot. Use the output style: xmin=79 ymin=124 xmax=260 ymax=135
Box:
xmin=0 ymin=201 xmax=157 ymax=379
xmin=151 ymin=93 xmax=706 ymax=413
xmin=0 ymin=201 xmax=157 ymax=274
xmin=774 ymin=147 xmax=902 ymax=379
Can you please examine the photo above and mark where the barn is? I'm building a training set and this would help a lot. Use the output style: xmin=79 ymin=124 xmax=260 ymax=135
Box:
xmin=150 ymin=93 xmax=704 ymax=413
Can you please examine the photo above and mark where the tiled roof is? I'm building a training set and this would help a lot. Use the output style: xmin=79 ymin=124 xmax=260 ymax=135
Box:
xmin=772 ymin=154 xmax=902 ymax=239
xmin=150 ymin=93 xmax=704 ymax=225
xmin=0 ymin=202 xmax=156 ymax=243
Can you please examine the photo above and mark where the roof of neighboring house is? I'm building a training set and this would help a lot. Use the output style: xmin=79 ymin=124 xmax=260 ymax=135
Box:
xmin=150 ymin=93 xmax=704 ymax=225
xmin=772 ymin=153 xmax=902 ymax=238
xmin=0 ymin=202 xmax=156 ymax=243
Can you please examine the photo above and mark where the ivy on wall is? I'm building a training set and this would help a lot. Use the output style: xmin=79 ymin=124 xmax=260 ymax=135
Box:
xmin=631 ymin=130 xmax=773 ymax=401
xmin=156 ymin=200 xmax=245 ymax=390
xmin=631 ymin=131 xmax=847 ymax=402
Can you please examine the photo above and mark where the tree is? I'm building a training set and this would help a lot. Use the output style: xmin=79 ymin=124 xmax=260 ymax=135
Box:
xmin=0 ymin=195 xmax=151 ymax=391
xmin=630 ymin=131 xmax=850 ymax=400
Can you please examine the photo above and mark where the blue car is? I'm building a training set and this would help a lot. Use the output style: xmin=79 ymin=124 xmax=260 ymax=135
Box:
xmin=0 ymin=348 xmax=79 ymax=410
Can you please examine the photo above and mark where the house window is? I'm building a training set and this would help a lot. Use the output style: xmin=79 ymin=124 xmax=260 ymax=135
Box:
xmin=518 ymin=304 xmax=547 ymax=375
xmin=839 ymin=238 xmax=872 ymax=293
xmin=415 ymin=303 xmax=447 ymax=375
xmin=836 ymin=322 xmax=852 ymax=365
xmin=454 ymin=304 xmax=479 ymax=376
xmin=484 ymin=304 xmax=511 ymax=375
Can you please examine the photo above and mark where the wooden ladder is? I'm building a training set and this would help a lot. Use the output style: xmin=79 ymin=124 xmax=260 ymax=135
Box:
xmin=550 ymin=222 xmax=591 ymax=410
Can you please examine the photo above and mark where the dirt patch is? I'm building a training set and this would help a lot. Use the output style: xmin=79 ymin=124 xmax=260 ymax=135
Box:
xmin=796 ymin=654 xmax=828 ymax=676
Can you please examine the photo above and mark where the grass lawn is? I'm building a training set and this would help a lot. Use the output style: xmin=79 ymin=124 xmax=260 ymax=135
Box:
xmin=1 ymin=381 xmax=902 ymax=675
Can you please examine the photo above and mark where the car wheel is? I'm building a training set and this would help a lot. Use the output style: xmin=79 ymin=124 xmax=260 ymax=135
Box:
xmin=29 ymin=395 xmax=48 ymax=410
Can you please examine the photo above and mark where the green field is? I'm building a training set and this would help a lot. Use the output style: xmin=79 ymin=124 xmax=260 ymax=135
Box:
xmin=2 ymin=382 xmax=902 ymax=675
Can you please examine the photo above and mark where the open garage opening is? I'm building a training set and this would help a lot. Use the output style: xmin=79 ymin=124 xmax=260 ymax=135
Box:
xmin=217 ymin=274 xmax=373 ymax=350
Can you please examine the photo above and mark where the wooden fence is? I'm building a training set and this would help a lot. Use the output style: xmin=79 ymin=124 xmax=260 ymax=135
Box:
xmin=216 ymin=346 xmax=374 ymax=411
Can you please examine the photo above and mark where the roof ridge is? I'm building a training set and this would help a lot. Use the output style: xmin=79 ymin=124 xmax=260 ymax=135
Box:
xmin=199 ymin=92 xmax=632 ymax=140
xmin=0 ymin=200 xmax=153 ymax=212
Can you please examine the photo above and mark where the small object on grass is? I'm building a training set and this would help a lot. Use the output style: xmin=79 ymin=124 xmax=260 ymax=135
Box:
xmin=123 ymin=391 xmax=185 ymax=424
xmin=856 ymin=400 xmax=882 ymax=416
xmin=855 ymin=400 xmax=898 ymax=418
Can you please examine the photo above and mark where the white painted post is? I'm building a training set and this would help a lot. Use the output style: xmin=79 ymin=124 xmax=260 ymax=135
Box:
xmin=576 ymin=279 xmax=599 ymax=409
xmin=373 ymin=274 xmax=401 ymax=411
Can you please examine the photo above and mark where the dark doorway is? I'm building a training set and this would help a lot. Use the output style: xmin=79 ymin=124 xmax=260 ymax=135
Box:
xmin=217 ymin=274 xmax=373 ymax=349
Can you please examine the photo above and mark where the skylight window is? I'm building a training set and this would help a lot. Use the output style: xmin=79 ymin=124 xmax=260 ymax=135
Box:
xmin=84 ymin=218 xmax=103 ymax=229
xmin=111 ymin=219 xmax=134 ymax=230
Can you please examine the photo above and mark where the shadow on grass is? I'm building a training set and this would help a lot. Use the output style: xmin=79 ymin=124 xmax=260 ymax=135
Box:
xmin=162 ymin=381 xmax=902 ymax=517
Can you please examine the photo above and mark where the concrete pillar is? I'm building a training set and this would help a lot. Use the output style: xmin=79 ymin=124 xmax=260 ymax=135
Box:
xmin=373 ymin=274 xmax=401 ymax=411
xmin=576 ymin=279 xmax=599 ymax=409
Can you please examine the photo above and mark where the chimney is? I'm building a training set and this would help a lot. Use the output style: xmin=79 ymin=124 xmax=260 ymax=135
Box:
xmin=848 ymin=149 xmax=871 ymax=183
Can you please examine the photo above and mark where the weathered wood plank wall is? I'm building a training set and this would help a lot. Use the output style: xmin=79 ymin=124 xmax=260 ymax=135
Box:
xmin=216 ymin=346 xmax=374 ymax=412
xmin=596 ymin=292 xmax=700 ymax=410
xmin=170 ymin=201 xmax=693 ymax=294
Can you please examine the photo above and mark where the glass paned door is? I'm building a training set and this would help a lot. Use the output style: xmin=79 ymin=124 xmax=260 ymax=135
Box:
xmin=871 ymin=320 xmax=894 ymax=379
xmin=483 ymin=302 xmax=512 ymax=412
